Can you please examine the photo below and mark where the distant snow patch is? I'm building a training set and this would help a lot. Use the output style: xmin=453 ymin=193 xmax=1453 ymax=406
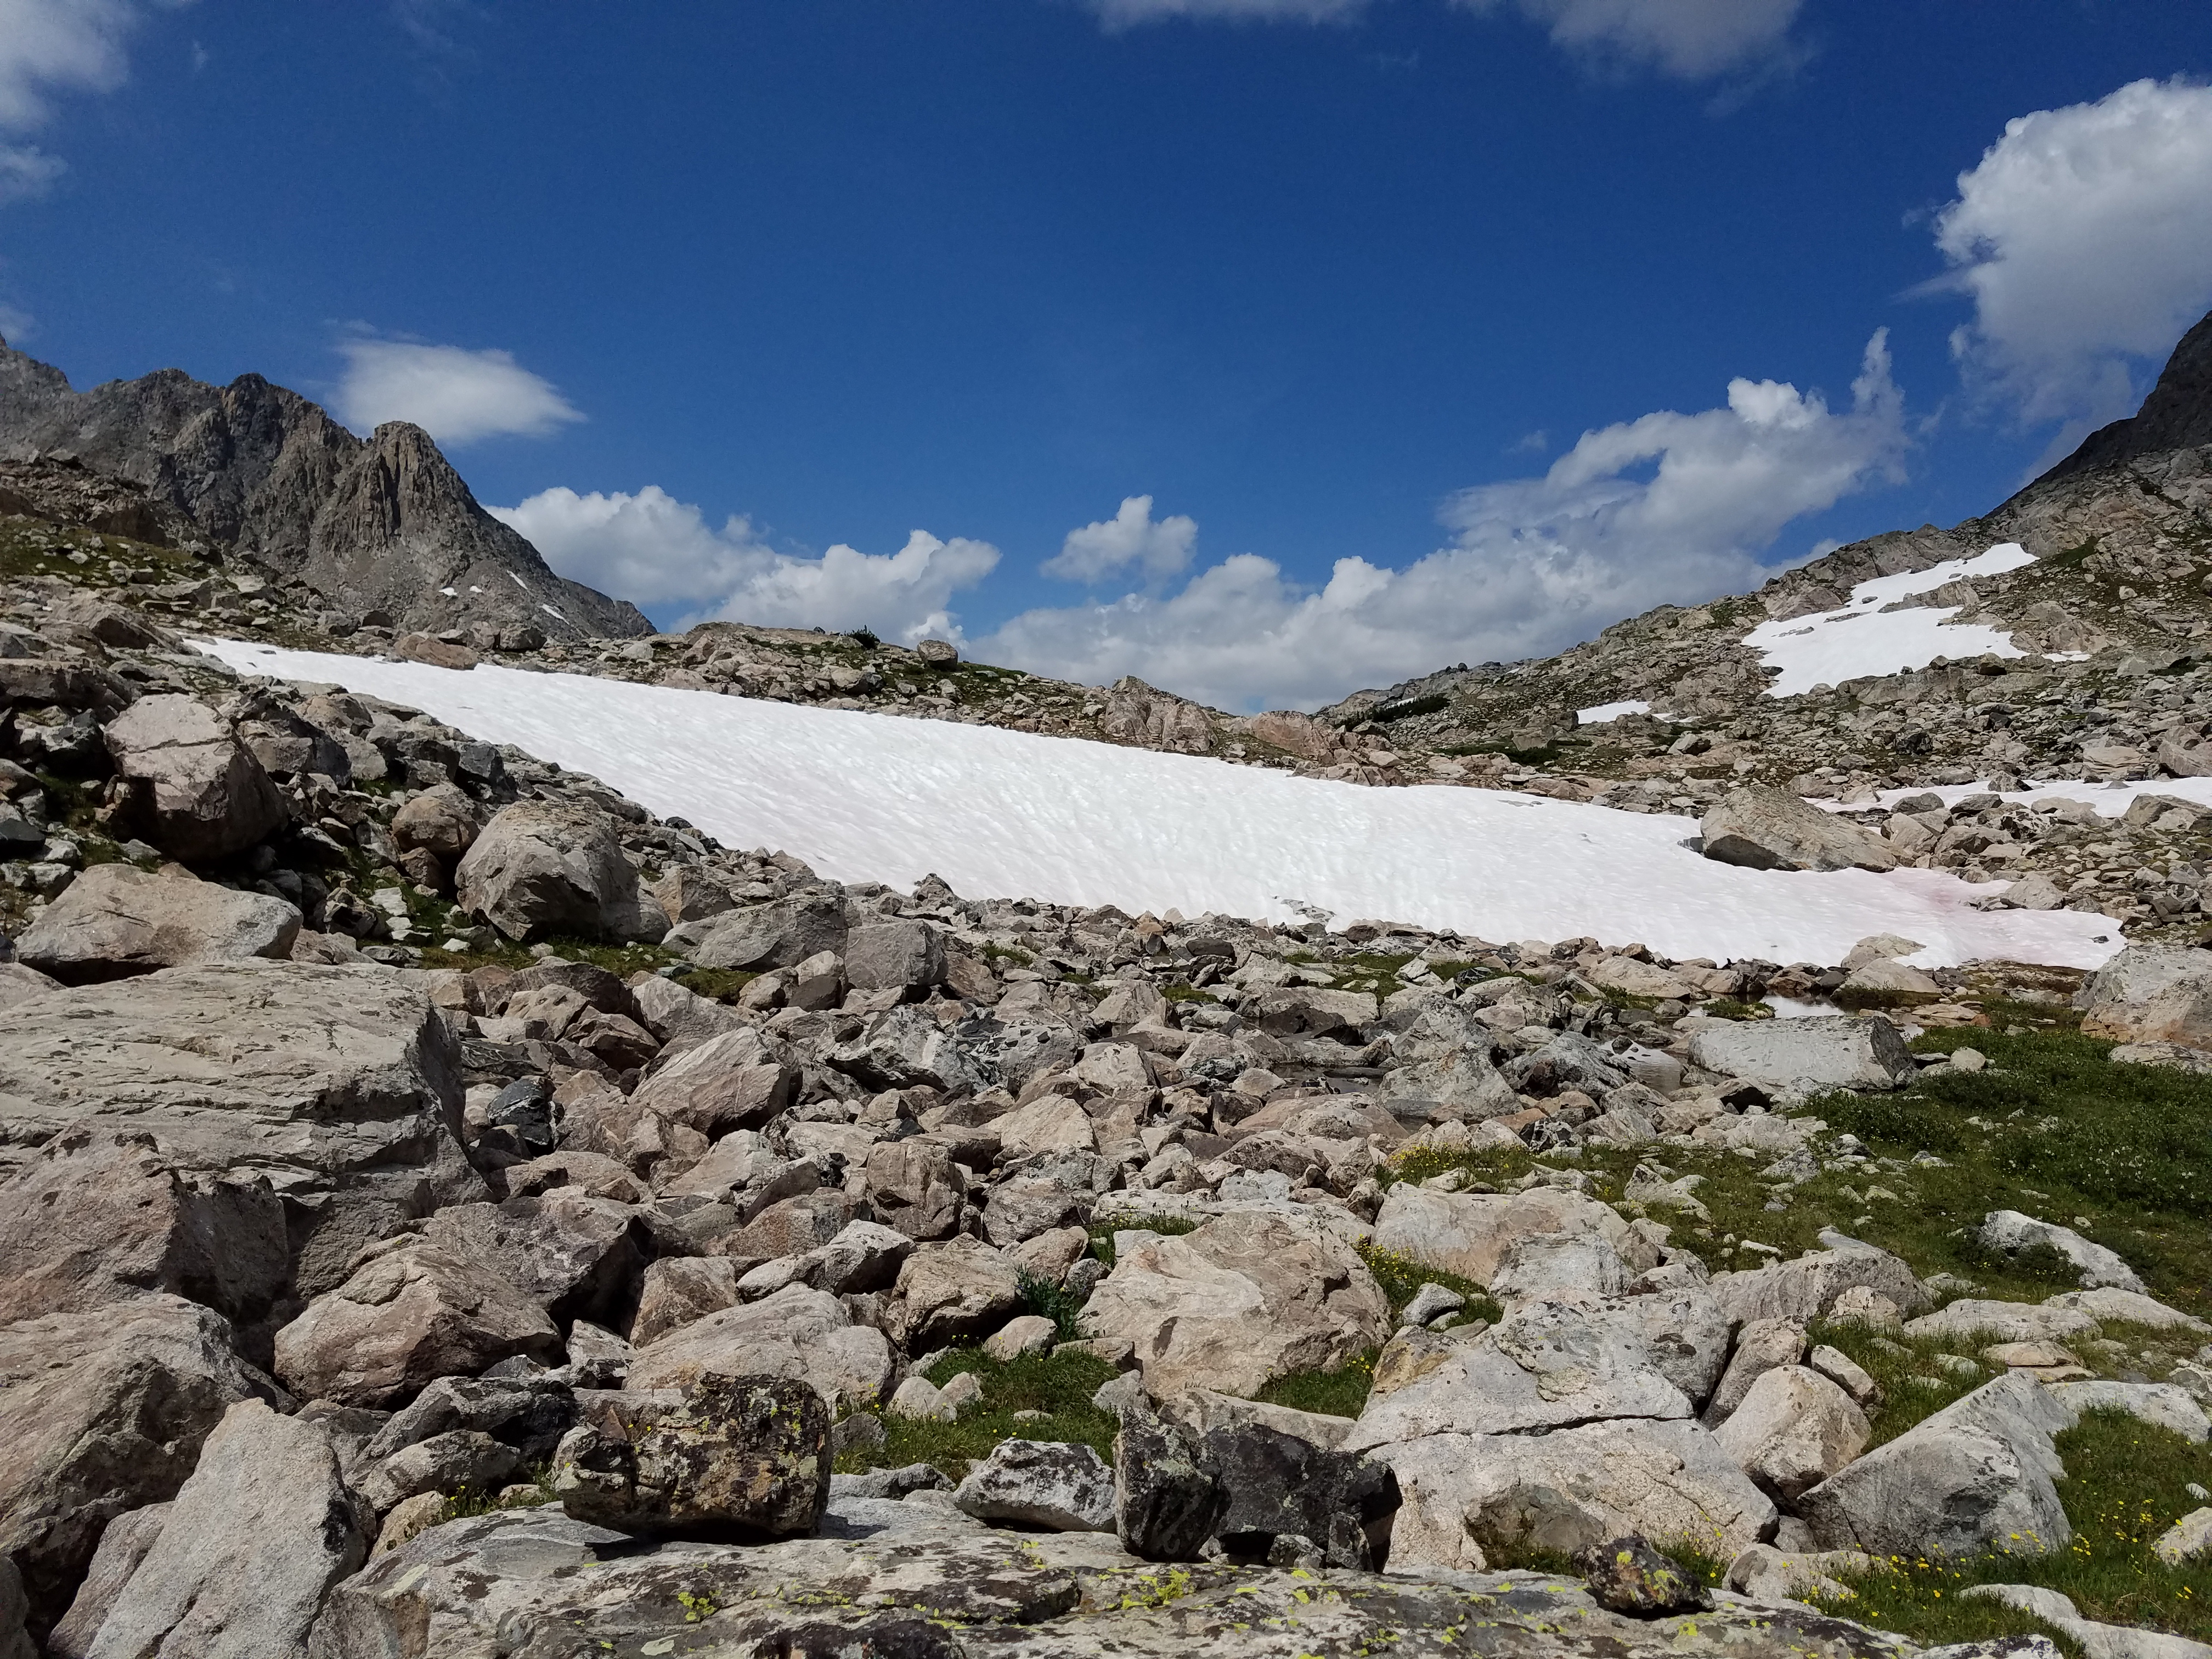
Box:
xmin=1578 ymin=699 xmax=1652 ymax=725
xmin=1742 ymin=543 xmax=2040 ymax=698
xmin=193 ymin=637 xmax=2128 ymax=970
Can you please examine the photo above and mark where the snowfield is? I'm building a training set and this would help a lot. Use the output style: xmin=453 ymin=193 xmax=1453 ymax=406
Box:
xmin=1742 ymin=543 xmax=2042 ymax=697
xmin=199 ymin=639 xmax=2127 ymax=970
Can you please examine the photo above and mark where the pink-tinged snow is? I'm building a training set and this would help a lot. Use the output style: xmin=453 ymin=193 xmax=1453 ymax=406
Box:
xmin=196 ymin=639 xmax=2128 ymax=970
xmin=1742 ymin=543 xmax=2043 ymax=697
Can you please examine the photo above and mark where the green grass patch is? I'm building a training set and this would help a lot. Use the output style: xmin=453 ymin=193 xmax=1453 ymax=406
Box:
xmin=1816 ymin=1410 xmax=2212 ymax=1647
xmin=1086 ymin=1214 xmax=1200 ymax=1267
xmin=1257 ymin=1349 xmax=1378 ymax=1418
xmin=837 ymin=1348 xmax=1120 ymax=1475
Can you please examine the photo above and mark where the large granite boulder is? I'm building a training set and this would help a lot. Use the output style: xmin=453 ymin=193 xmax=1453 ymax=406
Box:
xmin=0 ymin=962 xmax=470 ymax=1299
xmin=454 ymin=800 xmax=667 ymax=944
xmin=271 ymin=1239 xmax=562 ymax=1408
xmin=0 ymin=1297 xmax=278 ymax=1637
xmin=14 ymin=864 xmax=300 ymax=983
xmin=1686 ymin=1016 xmax=1915 ymax=1094
xmin=76 ymin=1401 xmax=369 ymax=1659
xmin=2078 ymin=946 xmax=2212 ymax=1051
xmin=1798 ymin=1373 xmax=2075 ymax=1558
xmin=1699 ymin=785 xmax=1896 ymax=873
xmin=676 ymin=892 xmax=847 ymax=971
xmin=1372 ymin=1185 xmax=1652 ymax=1289
xmin=1081 ymin=1211 xmax=1390 ymax=1398
xmin=101 ymin=693 xmax=285 ymax=862
xmin=626 ymin=1283 xmax=895 ymax=1410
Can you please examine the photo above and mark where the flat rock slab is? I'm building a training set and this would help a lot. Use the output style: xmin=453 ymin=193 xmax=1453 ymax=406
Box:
xmin=307 ymin=1504 xmax=1927 ymax=1659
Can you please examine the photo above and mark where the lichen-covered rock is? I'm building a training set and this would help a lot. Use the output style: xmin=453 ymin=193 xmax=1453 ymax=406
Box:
xmin=552 ymin=1373 xmax=830 ymax=1540
xmin=2078 ymin=946 xmax=2212 ymax=1050
xmin=952 ymin=1439 xmax=1115 ymax=1532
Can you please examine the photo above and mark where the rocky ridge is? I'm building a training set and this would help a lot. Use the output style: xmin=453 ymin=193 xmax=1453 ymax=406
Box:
xmin=0 ymin=340 xmax=648 ymax=641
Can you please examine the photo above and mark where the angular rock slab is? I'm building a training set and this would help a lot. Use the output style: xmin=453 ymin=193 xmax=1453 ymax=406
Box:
xmin=1799 ymin=1374 xmax=2076 ymax=1559
xmin=952 ymin=1439 xmax=1115 ymax=1532
xmin=626 ymin=1282 xmax=895 ymax=1410
xmin=1372 ymin=1184 xmax=1652 ymax=1290
xmin=2078 ymin=946 xmax=2212 ymax=1050
xmin=306 ymin=1502 xmax=1917 ymax=1659
xmin=1370 ymin=1417 xmax=1778 ymax=1571
xmin=0 ymin=962 xmax=467 ymax=1295
xmin=1081 ymin=1209 xmax=1390 ymax=1398
xmin=1699 ymin=785 xmax=1895 ymax=874
xmin=80 ymin=1400 xmax=368 ymax=1659
xmin=0 ymin=1296 xmax=278 ymax=1635
xmin=1688 ymin=1016 xmax=1915 ymax=1094
xmin=272 ymin=1239 xmax=562 ymax=1408
xmin=102 ymin=693 xmax=285 ymax=862
xmin=553 ymin=1373 xmax=831 ymax=1540
xmin=14 ymin=862 xmax=300 ymax=984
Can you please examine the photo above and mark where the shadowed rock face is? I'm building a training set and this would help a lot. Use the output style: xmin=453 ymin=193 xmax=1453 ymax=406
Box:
xmin=2039 ymin=309 xmax=2212 ymax=486
xmin=0 ymin=337 xmax=647 ymax=640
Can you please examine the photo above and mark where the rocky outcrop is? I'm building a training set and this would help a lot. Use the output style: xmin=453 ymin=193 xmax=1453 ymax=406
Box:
xmin=2077 ymin=946 xmax=2212 ymax=1050
xmin=102 ymin=694 xmax=286 ymax=862
xmin=0 ymin=962 xmax=469 ymax=1297
xmin=0 ymin=338 xmax=646 ymax=639
xmin=1700 ymin=785 xmax=1897 ymax=873
xmin=455 ymin=799 xmax=669 ymax=944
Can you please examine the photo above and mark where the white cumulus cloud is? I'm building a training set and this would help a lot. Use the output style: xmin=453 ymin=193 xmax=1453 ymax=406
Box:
xmin=1454 ymin=0 xmax=1802 ymax=80
xmin=1931 ymin=77 xmax=2212 ymax=433
xmin=490 ymin=485 xmax=1001 ymax=645
xmin=978 ymin=332 xmax=1907 ymax=712
xmin=333 ymin=336 xmax=585 ymax=445
xmin=1042 ymin=494 xmax=1198 ymax=585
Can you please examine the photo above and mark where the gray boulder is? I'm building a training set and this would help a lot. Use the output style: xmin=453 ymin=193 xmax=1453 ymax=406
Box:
xmin=0 ymin=1559 xmax=29 ymax=1659
xmin=78 ymin=1400 xmax=369 ymax=1659
xmin=1699 ymin=785 xmax=1896 ymax=873
xmin=1799 ymin=1373 xmax=2075 ymax=1558
xmin=102 ymin=693 xmax=285 ymax=862
xmin=625 ymin=1283 xmax=895 ymax=1410
xmin=1372 ymin=1184 xmax=1651 ymax=1289
xmin=359 ymin=1374 xmax=579 ymax=1466
xmin=357 ymin=1428 xmax=523 ymax=1514
xmin=0 ymin=1296 xmax=278 ymax=1635
xmin=625 ymin=1027 xmax=798 ymax=1137
xmin=1082 ymin=1210 xmax=1390 ymax=1398
xmin=1687 ymin=1015 xmax=1915 ymax=1094
xmin=271 ymin=1239 xmax=562 ymax=1408
xmin=421 ymin=1192 xmax=650 ymax=1333
xmin=952 ymin=1439 xmax=1116 ymax=1532
xmin=1707 ymin=1245 xmax=1929 ymax=1327
xmin=885 ymin=1238 xmax=1025 ymax=1351
xmin=1979 ymin=1211 xmax=2145 ymax=1293
xmin=0 ymin=962 xmax=469 ymax=1296
xmin=15 ymin=862 xmax=300 ymax=983
xmin=1709 ymin=1364 xmax=1871 ymax=1503
xmin=844 ymin=919 xmax=947 ymax=994
xmin=2078 ymin=946 xmax=2212 ymax=1050
xmin=454 ymin=800 xmax=667 ymax=944
xmin=552 ymin=1373 xmax=831 ymax=1540
xmin=1702 ymin=1317 xmax=1805 ymax=1425
xmin=1373 ymin=1417 xmax=1775 ymax=1571
xmin=0 ymin=1133 xmax=291 ymax=1340
xmin=679 ymin=893 xmax=847 ymax=970
xmin=828 ymin=1005 xmax=997 ymax=1093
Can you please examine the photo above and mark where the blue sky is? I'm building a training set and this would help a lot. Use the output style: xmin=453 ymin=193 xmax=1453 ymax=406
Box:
xmin=2 ymin=1 xmax=2209 ymax=709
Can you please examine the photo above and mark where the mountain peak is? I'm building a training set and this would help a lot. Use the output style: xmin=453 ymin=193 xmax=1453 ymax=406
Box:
xmin=2036 ymin=306 xmax=2212 ymax=486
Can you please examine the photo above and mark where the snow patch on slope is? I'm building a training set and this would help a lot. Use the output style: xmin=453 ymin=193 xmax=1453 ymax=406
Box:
xmin=197 ymin=638 xmax=2127 ymax=970
xmin=1743 ymin=543 xmax=2041 ymax=697
xmin=1577 ymin=699 xmax=1653 ymax=725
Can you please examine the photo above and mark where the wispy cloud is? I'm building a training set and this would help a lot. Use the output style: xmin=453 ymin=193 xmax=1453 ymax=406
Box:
xmin=332 ymin=334 xmax=585 ymax=445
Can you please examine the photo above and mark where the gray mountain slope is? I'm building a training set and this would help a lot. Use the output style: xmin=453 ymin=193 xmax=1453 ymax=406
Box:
xmin=0 ymin=338 xmax=647 ymax=640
